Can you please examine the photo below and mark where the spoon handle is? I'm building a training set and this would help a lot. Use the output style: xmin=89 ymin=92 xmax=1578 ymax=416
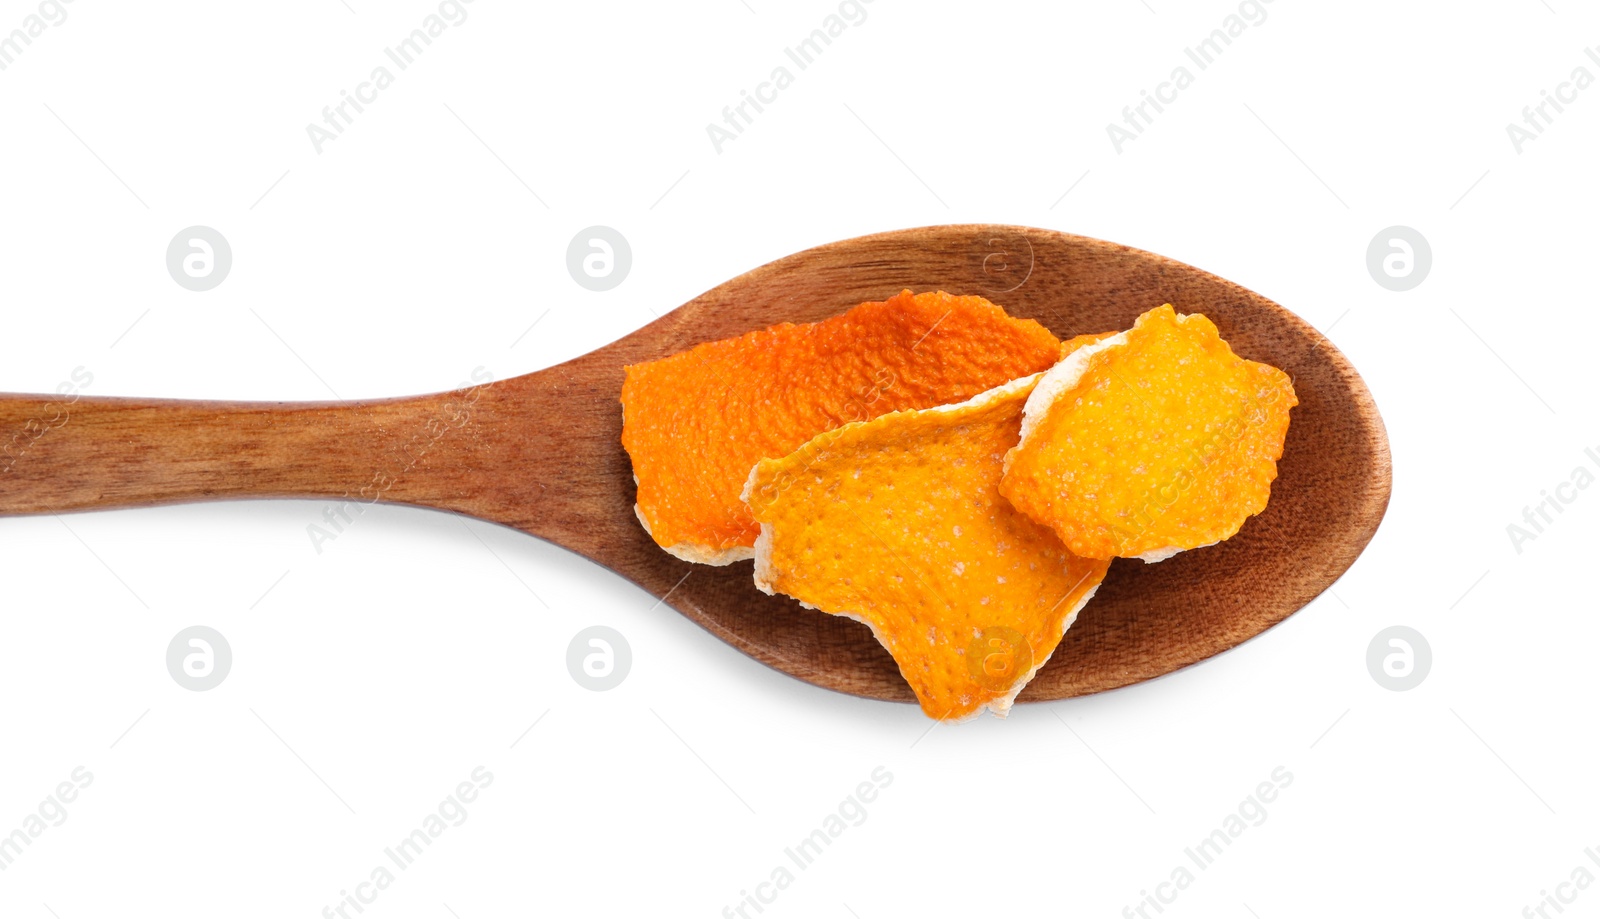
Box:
xmin=0 ymin=387 xmax=486 ymax=516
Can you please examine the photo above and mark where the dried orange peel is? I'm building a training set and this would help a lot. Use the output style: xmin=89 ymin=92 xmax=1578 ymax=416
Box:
xmin=622 ymin=290 xmax=1061 ymax=564
xmin=1001 ymin=304 xmax=1297 ymax=561
xmin=742 ymin=371 xmax=1110 ymax=721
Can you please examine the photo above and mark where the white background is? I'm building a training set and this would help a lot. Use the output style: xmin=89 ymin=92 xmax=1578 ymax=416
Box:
xmin=2 ymin=1 xmax=1597 ymax=917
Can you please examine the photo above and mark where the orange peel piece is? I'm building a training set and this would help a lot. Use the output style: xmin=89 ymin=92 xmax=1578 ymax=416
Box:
xmin=1001 ymin=304 xmax=1297 ymax=561
xmin=622 ymin=290 xmax=1061 ymax=564
xmin=743 ymin=372 xmax=1110 ymax=721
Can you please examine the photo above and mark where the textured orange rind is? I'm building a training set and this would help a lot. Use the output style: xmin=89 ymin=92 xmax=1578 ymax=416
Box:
xmin=743 ymin=372 xmax=1110 ymax=721
xmin=1001 ymin=305 xmax=1297 ymax=561
xmin=622 ymin=291 xmax=1061 ymax=564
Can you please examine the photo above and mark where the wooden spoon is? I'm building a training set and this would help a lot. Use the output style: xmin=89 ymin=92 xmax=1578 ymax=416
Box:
xmin=0 ymin=225 xmax=1390 ymax=704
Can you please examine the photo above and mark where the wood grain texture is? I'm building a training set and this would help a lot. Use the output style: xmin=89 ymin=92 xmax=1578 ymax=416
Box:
xmin=0 ymin=225 xmax=1391 ymax=705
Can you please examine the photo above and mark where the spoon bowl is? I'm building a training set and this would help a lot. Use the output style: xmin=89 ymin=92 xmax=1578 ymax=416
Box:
xmin=0 ymin=225 xmax=1391 ymax=704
